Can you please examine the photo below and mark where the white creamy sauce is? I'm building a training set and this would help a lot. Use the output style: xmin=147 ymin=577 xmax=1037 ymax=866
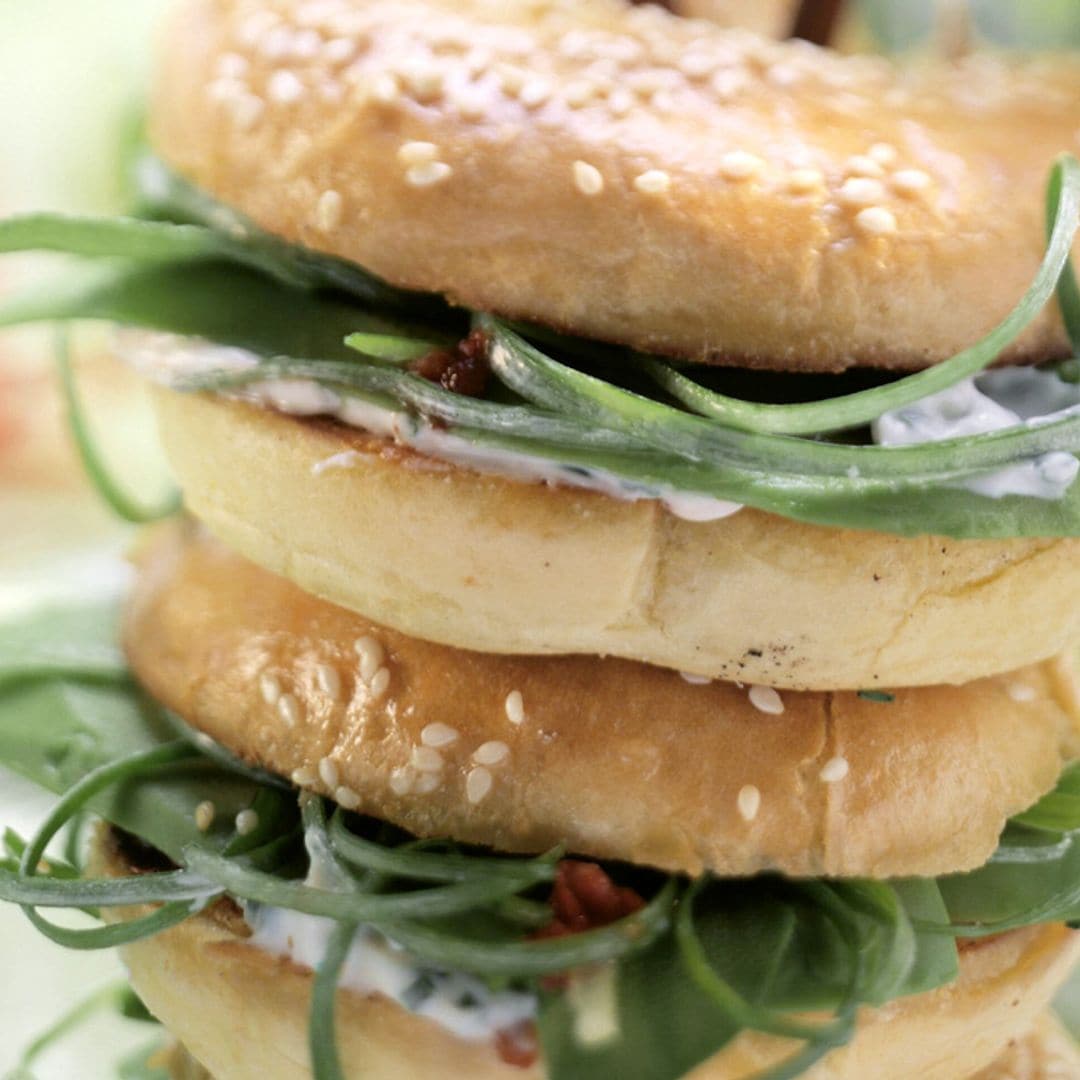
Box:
xmin=115 ymin=331 xmax=743 ymax=522
xmin=118 ymin=331 xmax=1080 ymax=506
xmin=873 ymin=368 xmax=1080 ymax=499
xmin=245 ymin=904 xmax=537 ymax=1041
xmin=243 ymin=816 xmax=537 ymax=1043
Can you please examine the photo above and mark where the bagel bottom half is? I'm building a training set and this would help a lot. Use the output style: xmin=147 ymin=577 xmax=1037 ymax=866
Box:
xmin=123 ymin=520 xmax=1080 ymax=880
xmin=153 ymin=1012 xmax=1080 ymax=1080
xmin=96 ymin=829 xmax=1078 ymax=1080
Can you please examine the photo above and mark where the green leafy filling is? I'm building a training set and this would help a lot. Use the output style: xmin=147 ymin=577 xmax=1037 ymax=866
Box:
xmin=0 ymin=156 xmax=1079 ymax=538
xmin=1 ymin=600 xmax=1079 ymax=1080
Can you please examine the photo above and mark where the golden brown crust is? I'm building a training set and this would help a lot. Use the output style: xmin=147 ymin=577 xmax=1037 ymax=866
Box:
xmin=123 ymin=519 xmax=1080 ymax=879
xmin=94 ymin=832 xmax=1080 ymax=1080
xmin=151 ymin=0 xmax=1080 ymax=371
xmin=152 ymin=389 xmax=1080 ymax=691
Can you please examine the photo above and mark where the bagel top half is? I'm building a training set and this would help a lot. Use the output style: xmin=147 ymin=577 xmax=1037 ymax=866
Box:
xmin=152 ymin=0 xmax=1080 ymax=372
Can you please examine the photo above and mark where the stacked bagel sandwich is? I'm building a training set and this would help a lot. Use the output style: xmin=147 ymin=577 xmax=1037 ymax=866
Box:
xmin=2 ymin=2 xmax=1080 ymax=1078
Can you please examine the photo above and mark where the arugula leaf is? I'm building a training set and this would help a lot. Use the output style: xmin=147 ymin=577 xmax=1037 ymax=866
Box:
xmin=0 ymin=602 xmax=126 ymax=690
xmin=0 ymin=261 xmax=408 ymax=363
xmin=0 ymin=648 xmax=260 ymax=863
xmin=538 ymin=877 xmax=958 ymax=1080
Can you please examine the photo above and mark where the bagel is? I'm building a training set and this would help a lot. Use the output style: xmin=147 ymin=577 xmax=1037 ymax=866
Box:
xmin=122 ymin=519 xmax=1080 ymax=879
xmin=159 ymin=1013 xmax=1080 ymax=1080
xmin=150 ymin=0 xmax=1080 ymax=371
xmin=95 ymin=827 xmax=1080 ymax=1080
xmin=150 ymin=387 xmax=1080 ymax=690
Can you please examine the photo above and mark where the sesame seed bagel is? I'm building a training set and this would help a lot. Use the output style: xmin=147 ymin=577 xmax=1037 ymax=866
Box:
xmin=123 ymin=519 xmax=1080 ymax=879
xmin=151 ymin=0 xmax=1080 ymax=371
xmin=159 ymin=1013 xmax=1080 ymax=1080
xmin=151 ymin=388 xmax=1080 ymax=691
xmin=94 ymin=831 xmax=1080 ymax=1080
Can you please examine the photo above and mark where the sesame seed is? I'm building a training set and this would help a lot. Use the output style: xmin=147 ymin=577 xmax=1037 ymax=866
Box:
xmin=292 ymin=766 xmax=318 ymax=787
xmin=573 ymin=161 xmax=604 ymax=196
xmin=397 ymin=140 xmax=438 ymax=166
xmin=316 ymin=663 xmax=343 ymax=702
xmin=268 ymin=70 xmax=305 ymax=105
xmin=748 ymin=685 xmax=785 ymax=715
xmin=411 ymin=746 xmax=445 ymax=773
xmin=370 ymin=666 xmax=391 ymax=699
xmin=235 ymin=809 xmax=260 ymax=836
xmin=608 ymin=89 xmax=634 ymax=116
xmin=718 ymin=150 xmax=765 ymax=181
xmin=195 ymin=801 xmax=216 ymax=832
xmin=473 ymin=740 xmax=510 ymax=766
xmin=315 ymin=190 xmax=343 ymax=234
xmin=231 ymin=95 xmax=265 ymax=131
xmin=1008 ymin=683 xmax=1037 ymax=703
xmin=415 ymin=772 xmax=442 ymax=795
xmin=737 ymin=784 xmax=761 ymax=822
xmin=679 ymin=671 xmax=711 ymax=685
xmin=389 ymin=767 xmax=415 ymax=796
xmin=335 ymin=786 xmax=361 ymax=810
xmin=892 ymin=168 xmax=932 ymax=196
xmin=421 ymin=722 xmax=460 ymax=748
xmin=505 ymin=690 xmax=526 ymax=725
xmin=277 ymin=693 xmax=302 ymax=728
xmin=401 ymin=62 xmax=444 ymax=102
xmin=787 ymin=168 xmax=824 ymax=193
xmin=869 ymin=142 xmax=898 ymax=166
xmin=820 ymin=756 xmax=850 ymax=783
xmin=497 ymin=63 xmax=527 ymax=94
xmin=451 ymin=86 xmax=487 ymax=120
xmin=650 ymin=90 xmax=676 ymax=114
xmin=634 ymin=169 xmax=671 ymax=195
xmin=846 ymin=154 xmax=885 ymax=179
xmin=710 ymin=69 xmax=746 ymax=100
xmin=259 ymin=673 xmax=282 ymax=706
xmin=466 ymin=766 xmax=494 ymax=805
xmin=855 ymin=207 xmax=898 ymax=236
xmin=679 ymin=52 xmax=717 ymax=79
xmin=405 ymin=161 xmax=454 ymax=188
xmin=563 ymin=80 xmax=597 ymax=108
xmin=766 ymin=62 xmax=802 ymax=88
xmin=369 ymin=72 xmax=401 ymax=105
xmin=519 ymin=79 xmax=552 ymax=108
xmin=355 ymin=636 xmax=385 ymax=683
xmin=837 ymin=177 xmax=887 ymax=206
xmin=319 ymin=756 xmax=340 ymax=789
xmin=323 ymin=38 xmax=356 ymax=66
xmin=216 ymin=53 xmax=249 ymax=79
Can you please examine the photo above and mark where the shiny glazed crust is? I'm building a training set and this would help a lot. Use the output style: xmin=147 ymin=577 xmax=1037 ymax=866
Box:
xmin=151 ymin=0 xmax=1080 ymax=370
xmin=123 ymin=520 xmax=1080 ymax=879
xmin=152 ymin=389 xmax=1080 ymax=691
xmin=92 ymin=831 xmax=1080 ymax=1080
